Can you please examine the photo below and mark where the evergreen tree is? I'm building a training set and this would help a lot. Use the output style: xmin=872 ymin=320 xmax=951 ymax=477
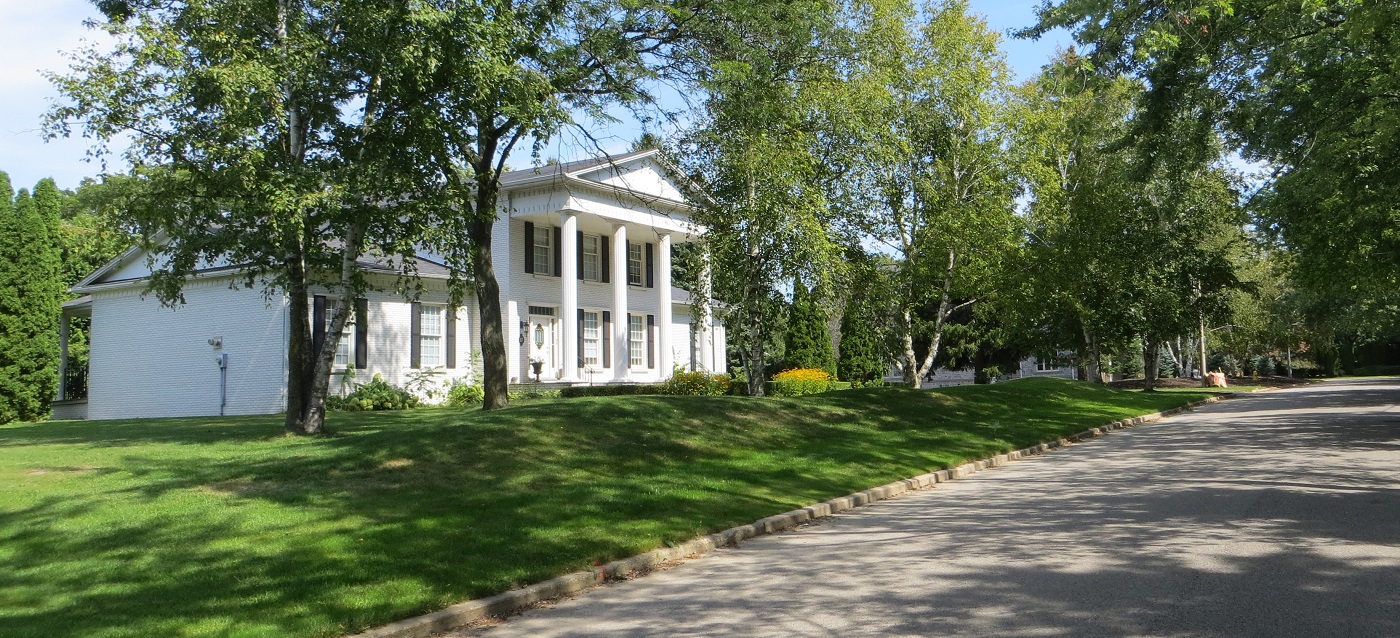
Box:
xmin=837 ymin=290 xmax=884 ymax=384
xmin=0 ymin=176 xmax=63 ymax=423
xmin=784 ymin=281 xmax=836 ymax=376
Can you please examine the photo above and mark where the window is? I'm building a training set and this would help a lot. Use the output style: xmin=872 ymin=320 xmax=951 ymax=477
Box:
xmin=629 ymin=315 xmax=645 ymax=368
xmin=1036 ymin=356 xmax=1060 ymax=372
xmin=419 ymin=305 xmax=445 ymax=367
xmin=582 ymin=234 xmax=601 ymax=281
xmin=325 ymin=299 xmax=353 ymax=367
xmin=583 ymin=311 xmax=601 ymax=366
xmin=532 ymin=226 xmax=552 ymax=274
xmin=527 ymin=305 xmax=555 ymax=317
xmin=627 ymin=241 xmax=643 ymax=286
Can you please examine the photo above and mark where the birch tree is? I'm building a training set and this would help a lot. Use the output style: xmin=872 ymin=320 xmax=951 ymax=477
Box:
xmin=847 ymin=0 xmax=1020 ymax=388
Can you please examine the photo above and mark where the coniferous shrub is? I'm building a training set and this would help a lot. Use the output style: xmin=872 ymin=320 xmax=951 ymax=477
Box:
xmin=783 ymin=282 xmax=836 ymax=376
xmin=0 ymin=175 xmax=64 ymax=424
xmin=837 ymin=291 xmax=885 ymax=384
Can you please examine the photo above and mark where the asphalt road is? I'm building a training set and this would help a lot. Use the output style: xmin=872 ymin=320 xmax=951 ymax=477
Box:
xmin=462 ymin=378 xmax=1400 ymax=637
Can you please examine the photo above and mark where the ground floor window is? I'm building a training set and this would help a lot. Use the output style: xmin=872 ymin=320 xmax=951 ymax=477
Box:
xmin=629 ymin=314 xmax=645 ymax=368
xmin=1036 ymin=356 xmax=1060 ymax=372
xmin=583 ymin=311 xmax=601 ymax=366
xmin=325 ymin=299 xmax=353 ymax=367
xmin=419 ymin=305 xmax=445 ymax=367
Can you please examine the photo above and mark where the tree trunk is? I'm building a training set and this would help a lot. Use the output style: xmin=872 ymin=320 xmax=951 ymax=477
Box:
xmin=283 ymin=270 xmax=313 ymax=433
xmin=900 ymin=308 xmax=921 ymax=389
xmin=1142 ymin=337 xmax=1160 ymax=392
xmin=471 ymin=218 xmax=509 ymax=410
xmin=1199 ymin=317 xmax=1210 ymax=387
xmin=1082 ymin=324 xmax=1102 ymax=383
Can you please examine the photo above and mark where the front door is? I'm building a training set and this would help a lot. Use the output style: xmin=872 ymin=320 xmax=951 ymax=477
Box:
xmin=528 ymin=314 xmax=558 ymax=380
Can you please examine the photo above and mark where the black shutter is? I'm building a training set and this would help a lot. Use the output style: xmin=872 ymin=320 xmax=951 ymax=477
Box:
xmin=645 ymin=243 xmax=654 ymax=288
xmin=445 ymin=308 xmax=457 ymax=369
xmin=577 ymin=231 xmax=585 ymax=280
xmin=523 ymin=221 xmax=535 ymax=274
xmin=410 ymin=301 xmax=422 ymax=369
xmin=354 ymin=298 xmax=368 ymax=369
xmin=600 ymin=236 xmax=610 ymax=283
xmin=577 ymin=309 xmax=585 ymax=368
xmin=602 ymin=311 xmax=611 ymax=368
xmin=647 ymin=314 xmax=656 ymax=369
xmin=553 ymin=227 xmax=562 ymax=276
xmin=312 ymin=295 xmax=327 ymax=356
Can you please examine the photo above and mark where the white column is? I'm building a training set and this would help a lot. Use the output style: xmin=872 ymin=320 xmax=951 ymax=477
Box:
xmin=657 ymin=233 xmax=673 ymax=378
xmin=698 ymin=247 xmax=714 ymax=372
xmin=560 ymin=212 xmax=579 ymax=382
xmin=612 ymin=224 xmax=629 ymax=381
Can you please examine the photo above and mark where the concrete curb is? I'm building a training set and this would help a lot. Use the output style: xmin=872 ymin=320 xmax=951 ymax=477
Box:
xmin=346 ymin=394 xmax=1231 ymax=638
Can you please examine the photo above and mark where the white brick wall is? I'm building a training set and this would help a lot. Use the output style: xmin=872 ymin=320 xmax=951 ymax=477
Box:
xmin=88 ymin=276 xmax=289 ymax=420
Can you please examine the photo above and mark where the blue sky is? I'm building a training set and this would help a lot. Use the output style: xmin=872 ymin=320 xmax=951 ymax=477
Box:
xmin=0 ymin=1 xmax=1070 ymax=191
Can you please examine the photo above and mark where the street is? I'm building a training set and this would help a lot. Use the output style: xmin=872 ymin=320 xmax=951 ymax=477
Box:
xmin=463 ymin=379 xmax=1400 ymax=637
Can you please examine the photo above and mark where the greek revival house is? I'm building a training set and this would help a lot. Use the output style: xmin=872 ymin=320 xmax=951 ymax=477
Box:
xmin=54 ymin=149 xmax=726 ymax=420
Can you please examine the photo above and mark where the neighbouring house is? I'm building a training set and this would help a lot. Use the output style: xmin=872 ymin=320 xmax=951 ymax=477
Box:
xmin=884 ymin=355 xmax=1077 ymax=388
xmin=52 ymin=149 xmax=727 ymax=421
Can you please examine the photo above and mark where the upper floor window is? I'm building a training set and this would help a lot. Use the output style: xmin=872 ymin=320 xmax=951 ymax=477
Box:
xmin=627 ymin=241 xmax=643 ymax=286
xmin=582 ymin=234 xmax=601 ymax=281
xmin=532 ymin=226 xmax=552 ymax=274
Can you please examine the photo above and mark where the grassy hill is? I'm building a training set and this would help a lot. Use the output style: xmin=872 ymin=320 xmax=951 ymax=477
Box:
xmin=0 ymin=378 xmax=1213 ymax=638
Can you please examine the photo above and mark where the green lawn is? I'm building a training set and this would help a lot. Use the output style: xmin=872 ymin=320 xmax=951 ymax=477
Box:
xmin=1 ymin=378 xmax=1212 ymax=638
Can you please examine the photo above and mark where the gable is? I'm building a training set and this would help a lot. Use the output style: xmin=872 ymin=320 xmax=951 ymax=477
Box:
xmin=573 ymin=156 xmax=688 ymax=203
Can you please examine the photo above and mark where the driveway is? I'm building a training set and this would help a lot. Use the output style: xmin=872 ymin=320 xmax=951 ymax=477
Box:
xmin=461 ymin=378 xmax=1400 ymax=637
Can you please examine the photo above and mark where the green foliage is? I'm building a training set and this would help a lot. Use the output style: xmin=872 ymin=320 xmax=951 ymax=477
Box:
xmin=326 ymin=375 xmax=420 ymax=412
xmin=837 ymin=277 xmax=887 ymax=384
xmin=675 ymin=0 xmax=847 ymax=396
xmin=783 ymin=281 xmax=837 ymax=376
xmin=661 ymin=372 xmax=732 ymax=396
xmin=771 ymin=367 xmax=833 ymax=397
xmin=559 ymin=384 xmax=665 ymax=398
xmin=506 ymin=388 xmax=561 ymax=402
xmin=836 ymin=1 xmax=1022 ymax=386
xmin=446 ymin=380 xmax=485 ymax=408
xmin=0 ymin=174 xmax=64 ymax=424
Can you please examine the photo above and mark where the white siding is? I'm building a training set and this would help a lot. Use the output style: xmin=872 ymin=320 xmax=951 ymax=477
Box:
xmin=87 ymin=277 xmax=288 ymax=420
xmin=324 ymin=282 xmax=476 ymax=404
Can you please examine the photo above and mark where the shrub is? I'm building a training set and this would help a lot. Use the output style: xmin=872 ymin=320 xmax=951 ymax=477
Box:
xmin=771 ymin=367 xmax=832 ymax=397
xmin=507 ymin=388 xmax=561 ymax=402
xmin=662 ymin=371 xmax=731 ymax=396
xmin=447 ymin=381 xmax=484 ymax=407
xmin=559 ymin=384 xmax=665 ymax=398
xmin=326 ymin=375 xmax=420 ymax=411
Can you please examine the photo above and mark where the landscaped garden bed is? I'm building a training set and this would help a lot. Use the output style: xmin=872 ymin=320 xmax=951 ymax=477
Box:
xmin=1 ymin=377 xmax=1214 ymax=638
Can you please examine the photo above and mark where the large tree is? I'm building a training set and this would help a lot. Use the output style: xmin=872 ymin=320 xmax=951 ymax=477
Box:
xmin=675 ymin=0 xmax=847 ymax=396
xmin=843 ymin=0 xmax=1021 ymax=388
xmin=369 ymin=0 xmax=720 ymax=409
xmin=48 ymin=0 xmax=437 ymax=433
xmin=1027 ymin=1 xmax=1400 ymax=337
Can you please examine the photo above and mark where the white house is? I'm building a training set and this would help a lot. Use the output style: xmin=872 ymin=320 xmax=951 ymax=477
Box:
xmin=52 ymin=149 xmax=727 ymax=420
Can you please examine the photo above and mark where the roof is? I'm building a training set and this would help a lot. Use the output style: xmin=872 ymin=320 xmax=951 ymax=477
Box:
xmin=497 ymin=148 xmax=658 ymax=188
